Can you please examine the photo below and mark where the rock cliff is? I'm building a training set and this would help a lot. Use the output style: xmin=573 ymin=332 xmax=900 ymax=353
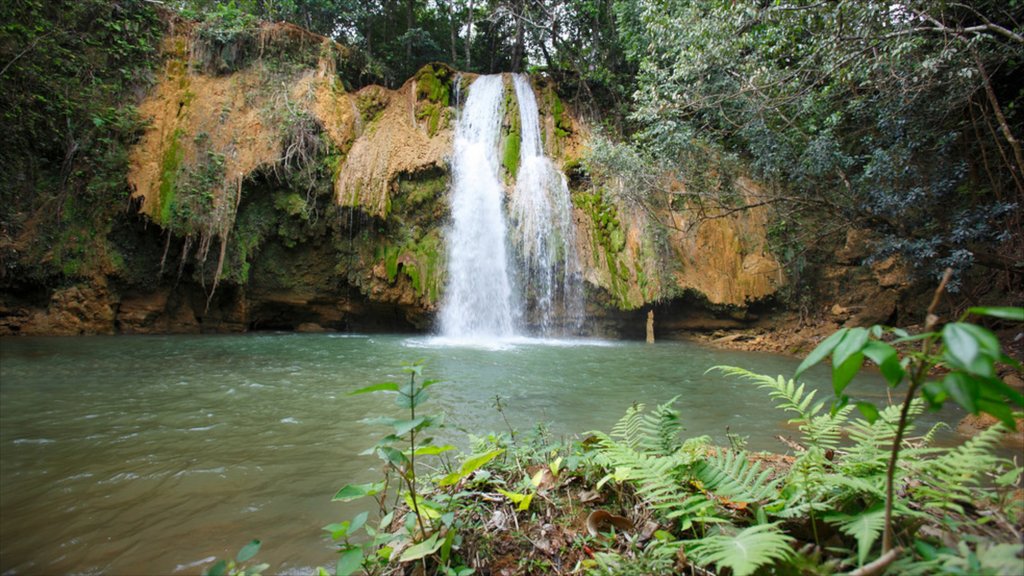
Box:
xmin=1 ymin=16 xmax=788 ymax=337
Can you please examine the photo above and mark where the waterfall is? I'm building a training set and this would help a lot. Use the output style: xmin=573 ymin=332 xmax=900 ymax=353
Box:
xmin=439 ymin=75 xmax=518 ymax=339
xmin=439 ymin=74 xmax=583 ymax=341
xmin=509 ymin=74 xmax=584 ymax=335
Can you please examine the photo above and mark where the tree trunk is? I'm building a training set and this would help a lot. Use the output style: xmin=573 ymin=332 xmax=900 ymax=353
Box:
xmin=464 ymin=0 xmax=474 ymax=69
xmin=512 ymin=1 xmax=525 ymax=71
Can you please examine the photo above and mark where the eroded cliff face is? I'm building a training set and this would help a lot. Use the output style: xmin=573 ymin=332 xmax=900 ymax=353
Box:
xmin=2 ymin=17 xmax=787 ymax=336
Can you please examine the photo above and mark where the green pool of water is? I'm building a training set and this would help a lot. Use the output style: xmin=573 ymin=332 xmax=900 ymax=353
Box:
xmin=0 ymin=333 xmax=959 ymax=574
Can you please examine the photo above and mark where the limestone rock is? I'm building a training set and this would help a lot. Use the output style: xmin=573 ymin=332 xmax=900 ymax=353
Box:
xmin=295 ymin=322 xmax=326 ymax=333
xmin=836 ymin=228 xmax=871 ymax=264
xmin=21 ymin=283 xmax=116 ymax=335
xmin=844 ymin=290 xmax=897 ymax=327
xmin=871 ymin=255 xmax=912 ymax=289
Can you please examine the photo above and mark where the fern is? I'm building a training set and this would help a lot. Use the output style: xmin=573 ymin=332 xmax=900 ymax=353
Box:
xmin=693 ymin=449 xmax=780 ymax=504
xmin=609 ymin=397 xmax=683 ymax=455
xmin=844 ymin=400 xmax=924 ymax=474
xmin=712 ymin=366 xmax=852 ymax=450
xmin=591 ymin=401 xmax=724 ymax=530
xmin=824 ymin=504 xmax=886 ymax=566
xmin=685 ymin=522 xmax=795 ymax=576
xmin=912 ymin=422 xmax=1009 ymax=513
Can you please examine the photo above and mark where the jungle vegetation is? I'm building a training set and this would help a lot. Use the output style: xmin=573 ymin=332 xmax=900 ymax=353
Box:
xmin=1 ymin=0 xmax=1020 ymax=307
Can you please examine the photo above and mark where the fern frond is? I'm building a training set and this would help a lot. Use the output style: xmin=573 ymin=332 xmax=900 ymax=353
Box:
xmin=825 ymin=504 xmax=885 ymax=566
xmin=640 ymin=396 xmax=683 ymax=455
xmin=610 ymin=402 xmax=648 ymax=449
xmin=592 ymin=402 xmax=727 ymax=530
xmin=686 ymin=522 xmax=795 ymax=576
xmin=713 ymin=366 xmax=851 ymax=450
xmin=694 ymin=449 xmax=780 ymax=504
xmin=912 ymin=422 xmax=1009 ymax=512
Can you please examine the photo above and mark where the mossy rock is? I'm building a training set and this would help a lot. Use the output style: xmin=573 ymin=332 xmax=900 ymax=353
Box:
xmin=414 ymin=63 xmax=455 ymax=106
xmin=503 ymin=132 xmax=521 ymax=177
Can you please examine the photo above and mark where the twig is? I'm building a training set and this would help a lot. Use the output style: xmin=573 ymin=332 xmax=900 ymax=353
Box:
xmin=0 ymin=31 xmax=52 ymax=78
xmin=775 ymin=434 xmax=807 ymax=453
xmin=881 ymin=268 xmax=953 ymax=553
xmin=846 ymin=546 xmax=902 ymax=576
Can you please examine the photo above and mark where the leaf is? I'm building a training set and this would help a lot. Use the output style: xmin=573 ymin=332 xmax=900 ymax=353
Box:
xmin=795 ymin=329 xmax=848 ymax=378
xmin=391 ymin=417 xmax=426 ymax=436
xmin=395 ymin=388 xmax=429 ymax=409
xmin=351 ymin=382 xmax=399 ymax=395
xmin=826 ymin=504 xmax=885 ymax=566
xmin=205 ymin=560 xmax=228 ymax=576
xmin=976 ymin=397 xmax=1016 ymax=429
xmin=399 ymin=533 xmax=442 ymax=562
xmin=921 ymin=380 xmax=948 ymax=408
xmin=943 ymin=323 xmax=980 ymax=371
xmin=322 ymin=522 xmax=350 ymax=540
xmin=335 ymin=547 xmax=363 ymax=576
xmin=686 ymin=523 xmax=794 ymax=576
xmin=349 ymin=511 xmax=369 ymax=535
xmin=549 ymin=456 xmax=563 ymax=477
xmin=438 ymin=449 xmax=504 ymax=486
xmin=414 ymin=444 xmax=456 ymax=456
xmin=862 ymin=340 xmax=904 ymax=386
xmin=236 ymin=539 xmax=261 ymax=563
xmin=943 ymin=372 xmax=979 ymax=414
xmin=332 ymin=481 xmax=384 ymax=502
xmin=497 ymin=488 xmax=534 ymax=511
xmin=378 ymin=446 xmax=409 ymax=469
xmin=833 ymin=328 xmax=869 ymax=370
xmin=968 ymin=306 xmax=1024 ymax=321
xmin=976 ymin=376 xmax=1024 ymax=407
xmin=856 ymin=402 xmax=880 ymax=424
xmin=832 ymin=351 xmax=864 ymax=396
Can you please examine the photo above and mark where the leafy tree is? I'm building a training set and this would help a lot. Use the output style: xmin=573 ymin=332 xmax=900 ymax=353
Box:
xmin=613 ymin=0 xmax=1023 ymax=292
xmin=0 ymin=0 xmax=161 ymax=283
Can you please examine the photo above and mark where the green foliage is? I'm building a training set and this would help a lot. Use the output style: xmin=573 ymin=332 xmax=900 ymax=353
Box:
xmin=502 ymin=131 xmax=521 ymax=177
xmin=693 ymin=449 xmax=778 ymax=505
xmin=685 ymin=522 xmax=794 ymax=576
xmin=0 ymin=0 xmax=161 ymax=283
xmin=204 ymin=539 xmax=269 ymax=576
xmin=326 ymin=363 xmax=482 ymax=575
xmin=712 ymin=367 xmax=853 ymax=451
xmin=617 ymin=0 xmax=1023 ymax=289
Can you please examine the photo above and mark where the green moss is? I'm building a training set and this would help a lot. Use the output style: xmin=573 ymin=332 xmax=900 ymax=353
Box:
xmin=384 ymin=245 xmax=401 ymax=282
xmin=503 ymin=131 xmax=521 ymax=177
xmin=158 ymin=129 xmax=185 ymax=224
xmin=576 ymin=189 xmax=639 ymax=308
xmin=548 ymin=90 xmax=571 ymax=141
xmin=356 ymin=90 xmax=387 ymax=123
xmin=274 ymin=192 xmax=308 ymax=218
xmin=501 ymin=82 xmax=522 ymax=180
xmin=378 ymin=230 xmax=443 ymax=302
xmin=414 ymin=64 xmax=452 ymax=106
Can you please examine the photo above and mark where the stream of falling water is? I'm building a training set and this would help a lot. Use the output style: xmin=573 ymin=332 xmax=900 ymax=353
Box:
xmin=509 ymin=73 xmax=584 ymax=335
xmin=438 ymin=74 xmax=518 ymax=340
xmin=439 ymin=74 xmax=583 ymax=342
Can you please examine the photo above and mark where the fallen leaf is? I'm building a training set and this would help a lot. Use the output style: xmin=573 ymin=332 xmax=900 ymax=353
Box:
xmin=586 ymin=510 xmax=634 ymax=536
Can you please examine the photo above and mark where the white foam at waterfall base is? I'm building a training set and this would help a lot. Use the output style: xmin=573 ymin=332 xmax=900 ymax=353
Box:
xmin=439 ymin=75 xmax=519 ymax=340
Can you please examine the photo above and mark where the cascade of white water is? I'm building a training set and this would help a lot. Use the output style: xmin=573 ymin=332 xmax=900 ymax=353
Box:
xmin=439 ymin=75 xmax=519 ymax=339
xmin=509 ymin=74 xmax=584 ymax=334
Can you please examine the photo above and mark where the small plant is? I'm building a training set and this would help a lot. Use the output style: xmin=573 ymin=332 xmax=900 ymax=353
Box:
xmin=328 ymin=362 xmax=499 ymax=575
xmin=203 ymin=540 xmax=267 ymax=576
xmin=793 ymin=272 xmax=1023 ymax=561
